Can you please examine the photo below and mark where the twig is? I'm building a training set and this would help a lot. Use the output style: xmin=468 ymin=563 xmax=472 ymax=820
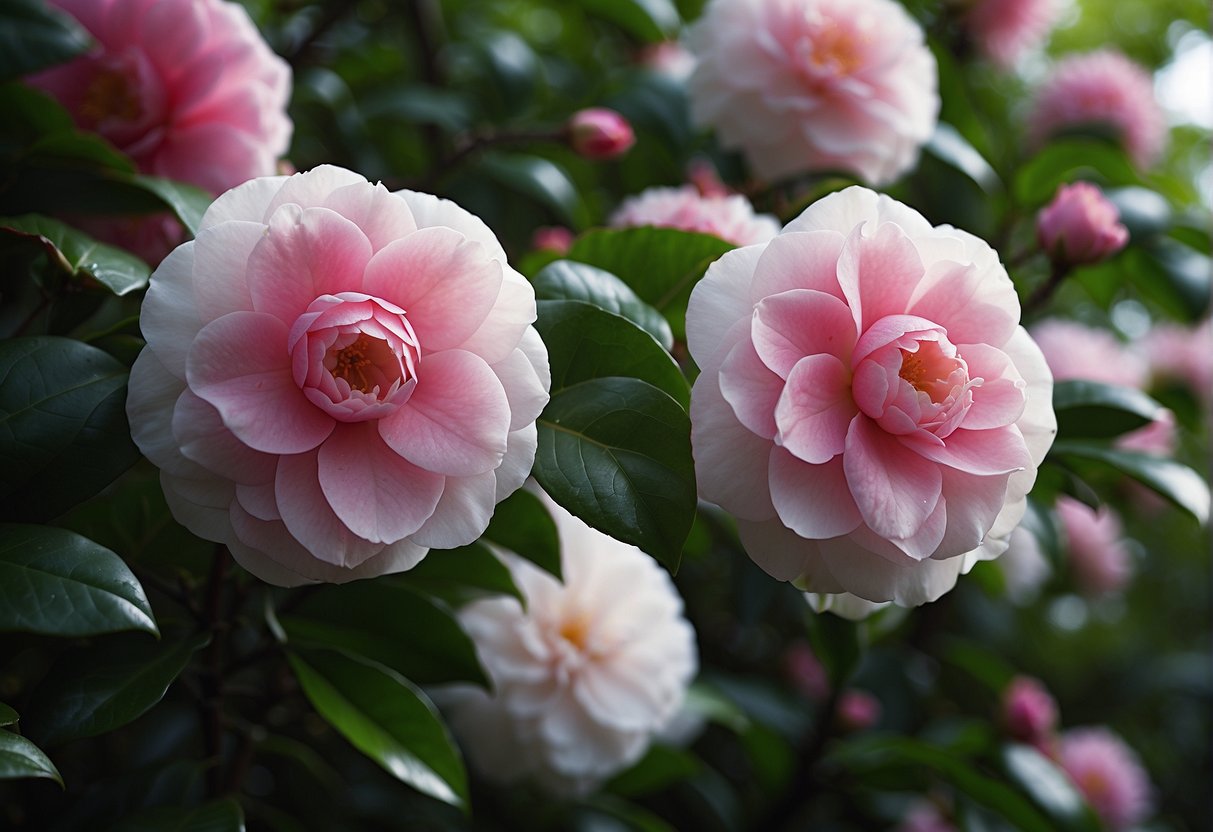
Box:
xmin=1023 ymin=260 xmax=1071 ymax=317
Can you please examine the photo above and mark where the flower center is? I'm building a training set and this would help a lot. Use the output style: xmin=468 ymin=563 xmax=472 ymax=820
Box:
xmin=327 ymin=333 xmax=390 ymax=394
xmin=807 ymin=22 xmax=864 ymax=75
xmin=898 ymin=340 xmax=965 ymax=404
xmin=558 ymin=614 xmax=591 ymax=651
xmin=80 ymin=67 xmax=142 ymax=125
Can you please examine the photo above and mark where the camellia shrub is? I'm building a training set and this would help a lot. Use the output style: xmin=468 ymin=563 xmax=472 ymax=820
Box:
xmin=0 ymin=0 xmax=1208 ymax=830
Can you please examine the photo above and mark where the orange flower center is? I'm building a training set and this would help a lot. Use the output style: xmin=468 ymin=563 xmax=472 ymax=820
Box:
xmin=80 ymin=68 xmax=142 ymax=124
xmin=330 ymin=334 xmax=387 ymax=393
xmin=899 ymin=341 xmax=964 ymax=404
xmin=558 ymin=614 xmax=591 ymax=651
xmin=807 ymin=22 xmax=865 ymax=75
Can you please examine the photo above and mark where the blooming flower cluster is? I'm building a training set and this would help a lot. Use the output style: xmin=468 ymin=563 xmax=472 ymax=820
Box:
xmin=610 ymin=184 xmax=780 ymax=246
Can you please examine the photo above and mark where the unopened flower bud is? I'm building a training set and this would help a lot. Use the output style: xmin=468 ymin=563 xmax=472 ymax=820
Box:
xmin=1002 ymin=675 xmax=1058 ymax=744
xmin=837 ymin=689 xmax=881 ymax=732
xmin=1037 ymin=182 xmax=1129 ymax=266
xmin=567 ymin=108 xmax=635 ymax=160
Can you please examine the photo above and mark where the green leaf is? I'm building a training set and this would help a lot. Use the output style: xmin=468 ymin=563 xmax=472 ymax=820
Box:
xmin=0 ymin=729 xmax=62 ymax=786
xmin=804 ymin=608 xmax=862 ymax=684
xmin=289 ymin=648 xmax=468 ymax=809
xmin=534 ymin=377 xmax=696 ymax=572
xmin=1053 ymin=379 xmax=1165 ymax=440
xmin=0 ymin=703 xmax=16 ymax=727
xmin=537 ymin=299 xmax=689 ymax=408
xmin=131 ymin=176 xmax=213 ymax=237
xmin=0 ymin=523 xmax=157 ymax=637
xmin=27 ymin=631 xmax=208 ymax=747
xmin=1014 ymin=139 xmax=1138 ymax=207
xmin=683 ymin=682 xmax=751 ymax=734
xmin=483 ymin=487 xmax=562 ymax=579
xmin=534 ymin=260 xmax=674 ymax=351
xmin=578 ymin=0 xmax=680 ymax=41
xmin=1106 ymin=186 xmax=1171 ymax=238
xmin=1140 ymin=238 xmax=1212 ymax=322
xmin=402 ymin=541 xmax=523 ymax=605
xmin=0 ymin=214 xmax=149 ymax=295
xmin=1001 ymin=744 xmax=1101 ymax=832
xmin=478 ymin=153 xmax=583 ymax=226
xmin=110 ymin=799 xmax=246 ymax=832
xmin=1049 ymin=440 xmax=1210 ymax=524
xmin=925 ymin=123 xmax=1001 ymax=194
xmin=0 ymin=0 xmax=92 ymax=82
xmin=608 ymin=745 xmax=701 ymax=797
xmin=566 ymin=227 xmax=736 ymax=341
xmin=0 ymin=337 xmax=140 ymax=521
xmin=280 ymin=580 xmax=487 ymax=686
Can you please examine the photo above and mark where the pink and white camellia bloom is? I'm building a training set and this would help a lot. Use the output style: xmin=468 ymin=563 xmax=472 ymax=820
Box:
xmin=1059 ymin=727 xmax=1153 ymax=831
xmin=443 ymin=491 xmax=697 ymax=796
xmin=126 ymin=166 xmax=550 ymax=585
xmin=687 ymin=0 xmax=939 ymax=186
xmin=962 ymin=0 xmax=1060 ymax=69
xmin=687 ymin=186 xmax=1056 ymax=608
xmin=610 ymin=185 xmax=780 ymax=246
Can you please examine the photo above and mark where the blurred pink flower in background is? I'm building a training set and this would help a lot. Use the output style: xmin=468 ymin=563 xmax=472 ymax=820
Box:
xmin=1145 ymin=318 xmax=1213 ymax=405
xmin=1002 ymin=675 xmax=1058 ymax=746
xmin=445 ymin=491 xmax=697 ymax=796
xmin=531 ymin=225 xmax=574 ymax=254
xmin=897 ymin=801 xmax=958 ymax=832
xmin=783 ymin=640 xmax=830 ymax=701
xmin=1036 ymin=182 xmax=1130 ymax=266
xmin=1059 ymin=727 xmax=1153 ymax=830
xmin=1055 ymin=496 xmax=1133 ymax=596
xmin=610 ymin=185 xmax=780 ymax=246
xmin=687 ymin=0 xmax=939 ymax=185
xmin=686 ymin=186 xmax=1056 ymax=610
xmin=837 ymin=689 xmax=881 ymax=731
xmin=1027 ymin=50 xmax=1167 ymax=167
xmin=998 ymin=525 xmax=1052 ymax=604
xmin=639 ymin=40 xmax=696 ymax=81
xmin=962 ymin=0 xmax=1060 ymax=68
xmin=567 ymin=108 xmax=635 ymax=160
xmin=126 ymin=166 xmax=549 ymax=585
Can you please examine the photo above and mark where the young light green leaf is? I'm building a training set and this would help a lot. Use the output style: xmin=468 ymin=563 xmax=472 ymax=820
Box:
xmin=0 ymin=524 xmax=156 ymax=637
xmin=0 ymin=730 xmax=62 ymax=786
xmin=289 ymin=649 xmax=468 ymax=809
xmin=533 ymin=260 xmax=674 ymax=350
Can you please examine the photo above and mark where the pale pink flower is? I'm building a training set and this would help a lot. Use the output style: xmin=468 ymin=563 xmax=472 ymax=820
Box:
xmin=998 ymin=524 xmax=1052 ymax=604
xmin=29 ymin=0 xmax=291 ymax=196
xmin=531 ymin=225 xmax=574 ymax=254
xmin=1030 ymin=319 xmax=1147 ymax=389
xmin=783 ymin=640 xmax=830 ymax=700
xmin=567 ymin=108 xmax=635 ymax=160
xmin=126 ymin=166 xmax=550 ymax=585
xmin=610 ymin=185 xmax=780 ymax=246
xmin=687 ymin=0 xmax=939 ymax=186
xmin=1036 ymin=182 xmax=1129 ymax=266
xmin=1055 ymin=496 xmax=1132 ymax=596
xmin=1027 ymin=50 xmax=1167 ymax=168
xmin=963 ymin=0 xmax=1060 ymax=69
xmin=1002 ymin=675 xmax=1058 ymax=745
xmin=897 ymin=801 xmax=958 ymax=832
xmin=444 ymin=491 xmax=697 ymax=796
xmin=1059 ymin=727 xmax=1153 ymax=830
xmin=640 ymin=41 xmax=696 ymax=81
xmin=687 ymin=186 xmax=1056 ymax=608
xmin=837 ymin=689 xmax=881 ymax=731
xmin=1145 ymin=318 xmax=1213 ymax=405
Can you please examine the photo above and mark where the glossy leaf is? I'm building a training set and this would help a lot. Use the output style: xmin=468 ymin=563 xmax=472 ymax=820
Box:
xmin=1014 ymin=139 xmax=1138 ymax=207
xmin=0 ymin=214 xmax=149 ymax=295
xmin=1049 ymin=440 xmax=1210 ymax=524
xmin=533 ymin=260 xmax=674 ymax=350
xmin=0 ymin=523 xmax=157 ymax=637
xmin=0 ymin=703 xmax=16 ymax=727
xmin=0 ymin=0 xmax=91 ymax=82
xmin=1106 ymin=186 xmax=1171 ymax=237
xmin=402 ymin=541 xmax=523 ymax=604
xmin=289 ymin=649 xmax=468 ymax=809
xmin=0 ymin=729 xmax=62 ymax=786
xmin=132 ymin=176 xmax=213 ymax=237
xmin=483 ymin=486 xmax=562 ymax=579
xmin=608 ymin=745 xmax=701 ymax=797
xmin=1001 ymin=744 xmax=1101 ymax=832
xmin=578 ymin=0 xmax=679 ymax=41
xmin=478 ymin=153 xmax=583 ymax=226
xmin=565 ymin=227 xmax=736 ymax=340
xmin=27 ymin=631 xmax=208 ymax=747
xmin=536 ymin=299 xmax=689 ymax=408
xmin=1053 ymin=379 xmax=1165 ymax=440
xmin=0 ymin=337 xmax=140 ymax=521
xmin=280 ymin=580 xmax=487 ymax=686
xmin=925 ymin=122 xmax=1001 ymax=194
xmin=110 ymin=799 xmax=246 ymax=832
xmin=534 ymin=376 xmax=696 ymax=571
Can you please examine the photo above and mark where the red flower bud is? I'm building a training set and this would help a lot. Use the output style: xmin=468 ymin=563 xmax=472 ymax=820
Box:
xmin=567 ymin=108 xmax=635 ymax=160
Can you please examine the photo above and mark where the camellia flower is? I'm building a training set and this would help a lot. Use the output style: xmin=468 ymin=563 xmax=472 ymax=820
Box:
xmin=686 ymin=186 xmax=1056 ymax=608
xmin=1027 ymin=50 xmax=1167 ymax=168
xmin=610 ymin=185 xmax=780 ymax=246
xmin=897 ymin=801 xmax=958 ymax=832
xmin=1055 ymin=496 xmax=1132 ymax=596
xmin=687 ymin=0 xmax=939 ymax=185
xmin=1145 ymin=318 xmax=1213 ymax=406
xmin=1059 ymin=727 xmax=1153 ymax=830
xmin=567 ymin=108 xmax=635 ymax=160
xmin=837 ymin=689 xmax=881 ymax=731
xmin=962 ymin=0 xmax=1060 ymax=69
xmin=126 ymin=166 xmax=550 ymax=585
xmin=1002 ymin=675 xmax=1058 ymax=746
xmin=1036 ymin=182 xmax=1130 ymax=267
xmin=443 ymin=492 xmax=697 ymax=796
xmin=28 ymin=0 xmax=291 ymax=197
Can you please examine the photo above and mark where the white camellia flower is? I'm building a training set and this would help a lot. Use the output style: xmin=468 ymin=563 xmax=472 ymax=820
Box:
xmin=442 ymin=491 xmax=697 ymax=796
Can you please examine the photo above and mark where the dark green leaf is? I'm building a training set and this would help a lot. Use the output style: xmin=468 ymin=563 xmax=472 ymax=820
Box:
xmin=0 ymin=337 xmax=140 ymax=521
xmin=402 ymin=541 xmax=523 ymax=604
xmin=483 ymin=487 xmax=562 ymax=579
xmin=1140 ymin=238 xmax=1212 ymax=322
xmin=132 ymin=176 xmax=213 ymax=238
xmin=804 ymin=609 xmax=862 ymax=684
xmin=534 ymin=377 xmax=695 ymax=571
xmin=925 ymin=123 xmax=1001 ymax=194
xmin=940 ymin=638 xmax=1016 ymax=692
xmin=0 ymin=702 xmax=16 ymax=727
xmin=0 ymin=0 xmax=92 ymax=82
xmin=478 ymin=153 xmax=584 ymax=226
xmin=27 ymin=631 xmax=208 ymax=747
xmin=578 ymin=0 xmax=680 ymax=41
xmin=1001 ymin=744 xmax=1101 ymax=832
xmin=537 ymin=299 xmax=689 ymax=408
xmin=566 ymin=227 xmax=736 ymax=340
xmin=0 ymin=729 xmax=61 ymax=786
xmin=0 ymin=214 xmax=149 ymax=295
xmin=470 ymin=31 xmax=539 ymax=115
xmin=683 ymin=682 xmax=750 ymax=734
xmin=1053 ymin=379 xmax=1165 ymax=440
xmin=1014 ymin=140 xmax=1138 ymax=207
xmin=0 ymin=523 xmax=156 ymax=637
xmin=608 ymin=745 xmax=701 ymax=797
xmin=1049 ymin=440 xmax=1210 ymax=524
xmin=280 ymin=580 xmax=487 ymax=686
xmin=534 ymin=260 xmax=674 ymax=351
xmin=110 ymin=799 xmax=246 ymax=832
xmin=289 ymin=649 xmax=468 ymax=809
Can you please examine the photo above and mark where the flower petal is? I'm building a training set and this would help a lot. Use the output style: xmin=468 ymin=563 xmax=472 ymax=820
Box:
xmin=752 ymin=289 xmax=857 ymax=377
xmin=769 ymin=448 xmax=863 ymax=538
xmin=690 ymin=372 xmax=776 ymax=521
xmin=843 ymin=415 xmax=942 ymax=540
xmin=718 ymin=336 xmax=783 ymax=440
xmin=774 ymin=353 xmax=856 ymax=463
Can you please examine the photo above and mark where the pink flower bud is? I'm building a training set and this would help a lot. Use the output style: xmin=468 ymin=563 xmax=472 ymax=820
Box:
xmin=1002 ymin=675 xmax=1058 ymax=744
xmin=1036 ymin=182 xmax=1129 ymax=266
xmin=837 ymin=689 xmax=881 ymax=732
xmin=567 ymin=108 xmax=635 ymax=160
xmin=783 ymin=641 xmax=830 ymax=701
xmin=531 ymin=225 xmax=574 ymax=254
